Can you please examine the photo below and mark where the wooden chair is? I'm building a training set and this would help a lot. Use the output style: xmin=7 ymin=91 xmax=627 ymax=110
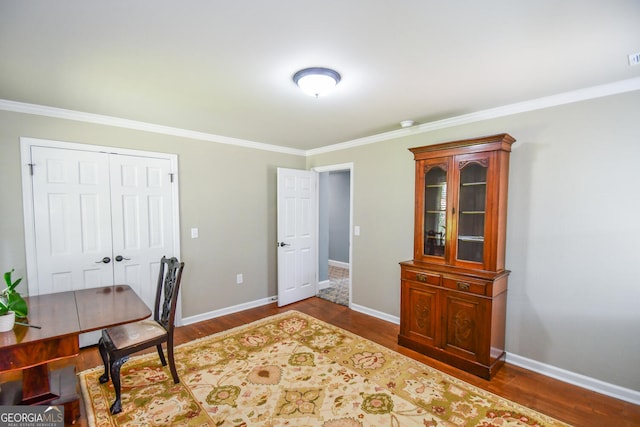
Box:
xmin=98 ymin=256 xmax=185 ymax=414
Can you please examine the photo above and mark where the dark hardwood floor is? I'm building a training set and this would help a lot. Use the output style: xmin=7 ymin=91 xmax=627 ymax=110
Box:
xmin=5 ymin=297 xmax=640 ymax=426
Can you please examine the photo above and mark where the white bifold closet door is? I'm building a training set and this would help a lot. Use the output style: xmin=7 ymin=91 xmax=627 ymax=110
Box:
xmin=28 ymin=145 xmax=177 ymax=345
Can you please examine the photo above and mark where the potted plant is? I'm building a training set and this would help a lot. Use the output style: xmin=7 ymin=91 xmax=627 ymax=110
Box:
xmin=0 ymin=269 xmax=28 ymax=332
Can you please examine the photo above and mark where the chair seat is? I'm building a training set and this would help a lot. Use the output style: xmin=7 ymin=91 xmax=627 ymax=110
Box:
xmin=106 ymin=319 xmax=166 ymax=349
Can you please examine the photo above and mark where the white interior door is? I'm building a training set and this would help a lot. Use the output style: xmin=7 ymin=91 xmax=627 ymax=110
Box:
xmin=110 ymin=154 xmax=175 ymax=311
xmin=277 ymin=168 xmax=317 ymax=306
xmin=31 ymin=146 xmax=115 ymax=294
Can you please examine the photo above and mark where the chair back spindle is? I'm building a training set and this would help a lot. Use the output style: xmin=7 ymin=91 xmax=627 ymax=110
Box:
xmin=154 ymin=256 xmax=184 ymax=330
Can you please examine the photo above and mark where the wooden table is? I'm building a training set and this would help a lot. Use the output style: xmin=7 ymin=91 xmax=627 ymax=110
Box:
xmin=0 ymin=285 xmax=151 ymax=410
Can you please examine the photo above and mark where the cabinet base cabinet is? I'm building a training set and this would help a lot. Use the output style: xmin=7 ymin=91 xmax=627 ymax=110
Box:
xmin=399 ymin=261 xmax=508 ymax=380
xmin=400 ymin=281 xmax=439 ymax=348
xmin=398 ymin=333 xmax=506 ymax=380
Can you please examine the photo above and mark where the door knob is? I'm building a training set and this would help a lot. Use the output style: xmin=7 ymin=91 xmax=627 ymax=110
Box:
xmin=278 ymin=242 xmax=291 ymax=247
xmin=115 ymin=255 xmax=131 ymax=262
xmin=96 ymin=257 xmax=111 ymax=264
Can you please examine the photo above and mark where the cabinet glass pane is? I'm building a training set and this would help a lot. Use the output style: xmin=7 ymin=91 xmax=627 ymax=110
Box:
xmin=424 ymin=166 xmax=446 ymax=256
xmin=457 ymin=162 xmax=487 ymax=263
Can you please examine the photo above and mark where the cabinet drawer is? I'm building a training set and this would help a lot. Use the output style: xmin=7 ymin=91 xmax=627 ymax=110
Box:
xmin=442 ymin=277 xmax=488 ymax=295
xmin=402 ymin=269 xmax=441 ymax=285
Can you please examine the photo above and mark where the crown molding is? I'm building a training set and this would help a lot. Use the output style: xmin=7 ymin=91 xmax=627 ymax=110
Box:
xmin=0 ymin=99 xmax=306 ymax=156
xmin=305 ymin=76 xmax=640 ymax=156
xmin=2 ymin=77 xmax=639 ymax=158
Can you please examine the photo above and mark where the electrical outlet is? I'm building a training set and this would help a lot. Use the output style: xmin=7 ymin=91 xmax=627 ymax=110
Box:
xmin=629 ymin=52 xmax=640 ymax=66
xmin=190 ymin=228 xmax=199 ymax=238
xmin=236 ymin=273 xmax=243 ymax=284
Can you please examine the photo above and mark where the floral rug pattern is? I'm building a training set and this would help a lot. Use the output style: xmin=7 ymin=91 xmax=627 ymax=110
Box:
xmin=79 ymin=311 xmax=570 ymax=426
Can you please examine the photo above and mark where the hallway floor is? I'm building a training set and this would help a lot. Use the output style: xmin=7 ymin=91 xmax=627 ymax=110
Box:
xmin=317 ymin=265 xmax=349 ymax=306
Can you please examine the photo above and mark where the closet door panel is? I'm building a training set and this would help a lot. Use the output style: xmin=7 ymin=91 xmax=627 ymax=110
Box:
xmin=31 ymin=147 xmax=114 ymax=294
xmin=110 ymin=155 xmax=174 ymax=309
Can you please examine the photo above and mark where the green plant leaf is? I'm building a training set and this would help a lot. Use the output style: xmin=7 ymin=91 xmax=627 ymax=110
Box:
xmin=5 ymin=270 xmax=21 ymax=292
xmin=0 ymin=298 xmax=9 ymax=315
xmin=1 ymin=270 xmax=28 ymax=317
xmin=3 ymin=270 xmax=11 ymax=287
xmin=8 ymin=293 xmax=28 ymax=318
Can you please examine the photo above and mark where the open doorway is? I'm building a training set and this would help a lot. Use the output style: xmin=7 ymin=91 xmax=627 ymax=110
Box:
xmin=315 ymin=164 xmax=353 ymax=306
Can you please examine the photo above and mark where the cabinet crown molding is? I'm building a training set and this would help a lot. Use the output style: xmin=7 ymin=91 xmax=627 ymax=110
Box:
xmin=409 ymin=133 xmax=515 ymax=160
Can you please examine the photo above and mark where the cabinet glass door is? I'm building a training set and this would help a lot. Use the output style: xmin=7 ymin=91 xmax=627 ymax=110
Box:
xmin=456 ymin=161 xmax=487 ymax=263
xmin=423 ymin=165 xmax=447 ymax=257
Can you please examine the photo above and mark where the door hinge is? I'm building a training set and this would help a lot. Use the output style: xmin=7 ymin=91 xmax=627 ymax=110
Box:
xmin=28 ymin=163 xmax=35 ymax=176
xmin=169 ymin=173 xmax=174 ymax=183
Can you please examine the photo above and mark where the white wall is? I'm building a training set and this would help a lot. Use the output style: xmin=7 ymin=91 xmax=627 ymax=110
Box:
xmin=328 ymin=171 xmax=350 ymax=264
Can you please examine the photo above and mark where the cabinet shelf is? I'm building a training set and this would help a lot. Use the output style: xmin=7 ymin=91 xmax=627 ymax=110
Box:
xmin=459 ymin=211 xmax=485 ymax=215
xmin=458 ymin=235 xmax=484 ymax=242
xmin=461 ymin=182 xmax=486 ymax=187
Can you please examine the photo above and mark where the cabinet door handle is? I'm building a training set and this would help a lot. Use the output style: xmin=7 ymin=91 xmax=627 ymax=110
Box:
xmin=456 ymin=281 xmax=470 ymax=291
xmin=416 ymin=274 xmax=427 ymax=283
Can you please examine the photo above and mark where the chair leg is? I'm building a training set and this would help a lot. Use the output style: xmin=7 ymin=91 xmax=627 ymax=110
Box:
xmin=167 ymin=344 xmax=179 ymax=384
xmin=98 ymin=337 xmax=110 ymax=384
xmin=156 ymin=344 xmax=167 ymax=366
xmin=109 ymin=356 xmax=129 ymax=415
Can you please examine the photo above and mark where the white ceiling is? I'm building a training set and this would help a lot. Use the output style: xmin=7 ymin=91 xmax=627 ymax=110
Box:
xmin=1 ymin=1 xmax=639 ymax=151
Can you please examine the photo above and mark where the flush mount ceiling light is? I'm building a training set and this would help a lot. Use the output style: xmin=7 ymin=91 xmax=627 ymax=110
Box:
xmin=293 ymin=67 xmax=341 ymax=97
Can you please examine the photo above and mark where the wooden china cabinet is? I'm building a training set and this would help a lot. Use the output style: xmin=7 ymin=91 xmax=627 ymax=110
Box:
xmin=399 ymin=133 xmax=515 ymax=379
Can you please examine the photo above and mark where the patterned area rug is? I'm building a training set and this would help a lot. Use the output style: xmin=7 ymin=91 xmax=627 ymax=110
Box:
xmin=79 ymin=311 xmax=570 ymax=426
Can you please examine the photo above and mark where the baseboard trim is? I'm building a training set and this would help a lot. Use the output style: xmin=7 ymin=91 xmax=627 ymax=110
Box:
xmin=181 ymin=296 xmax=276 ymax=326
xmin=506 ymin=353 xmax=640 ymax=405
xmin=318 ymin=279 xmax=331 ymax=290
xmin=350 ymin=303 xmax=400 ymax=325
xmin=328 ymin=259 xmax=349 ymax=269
